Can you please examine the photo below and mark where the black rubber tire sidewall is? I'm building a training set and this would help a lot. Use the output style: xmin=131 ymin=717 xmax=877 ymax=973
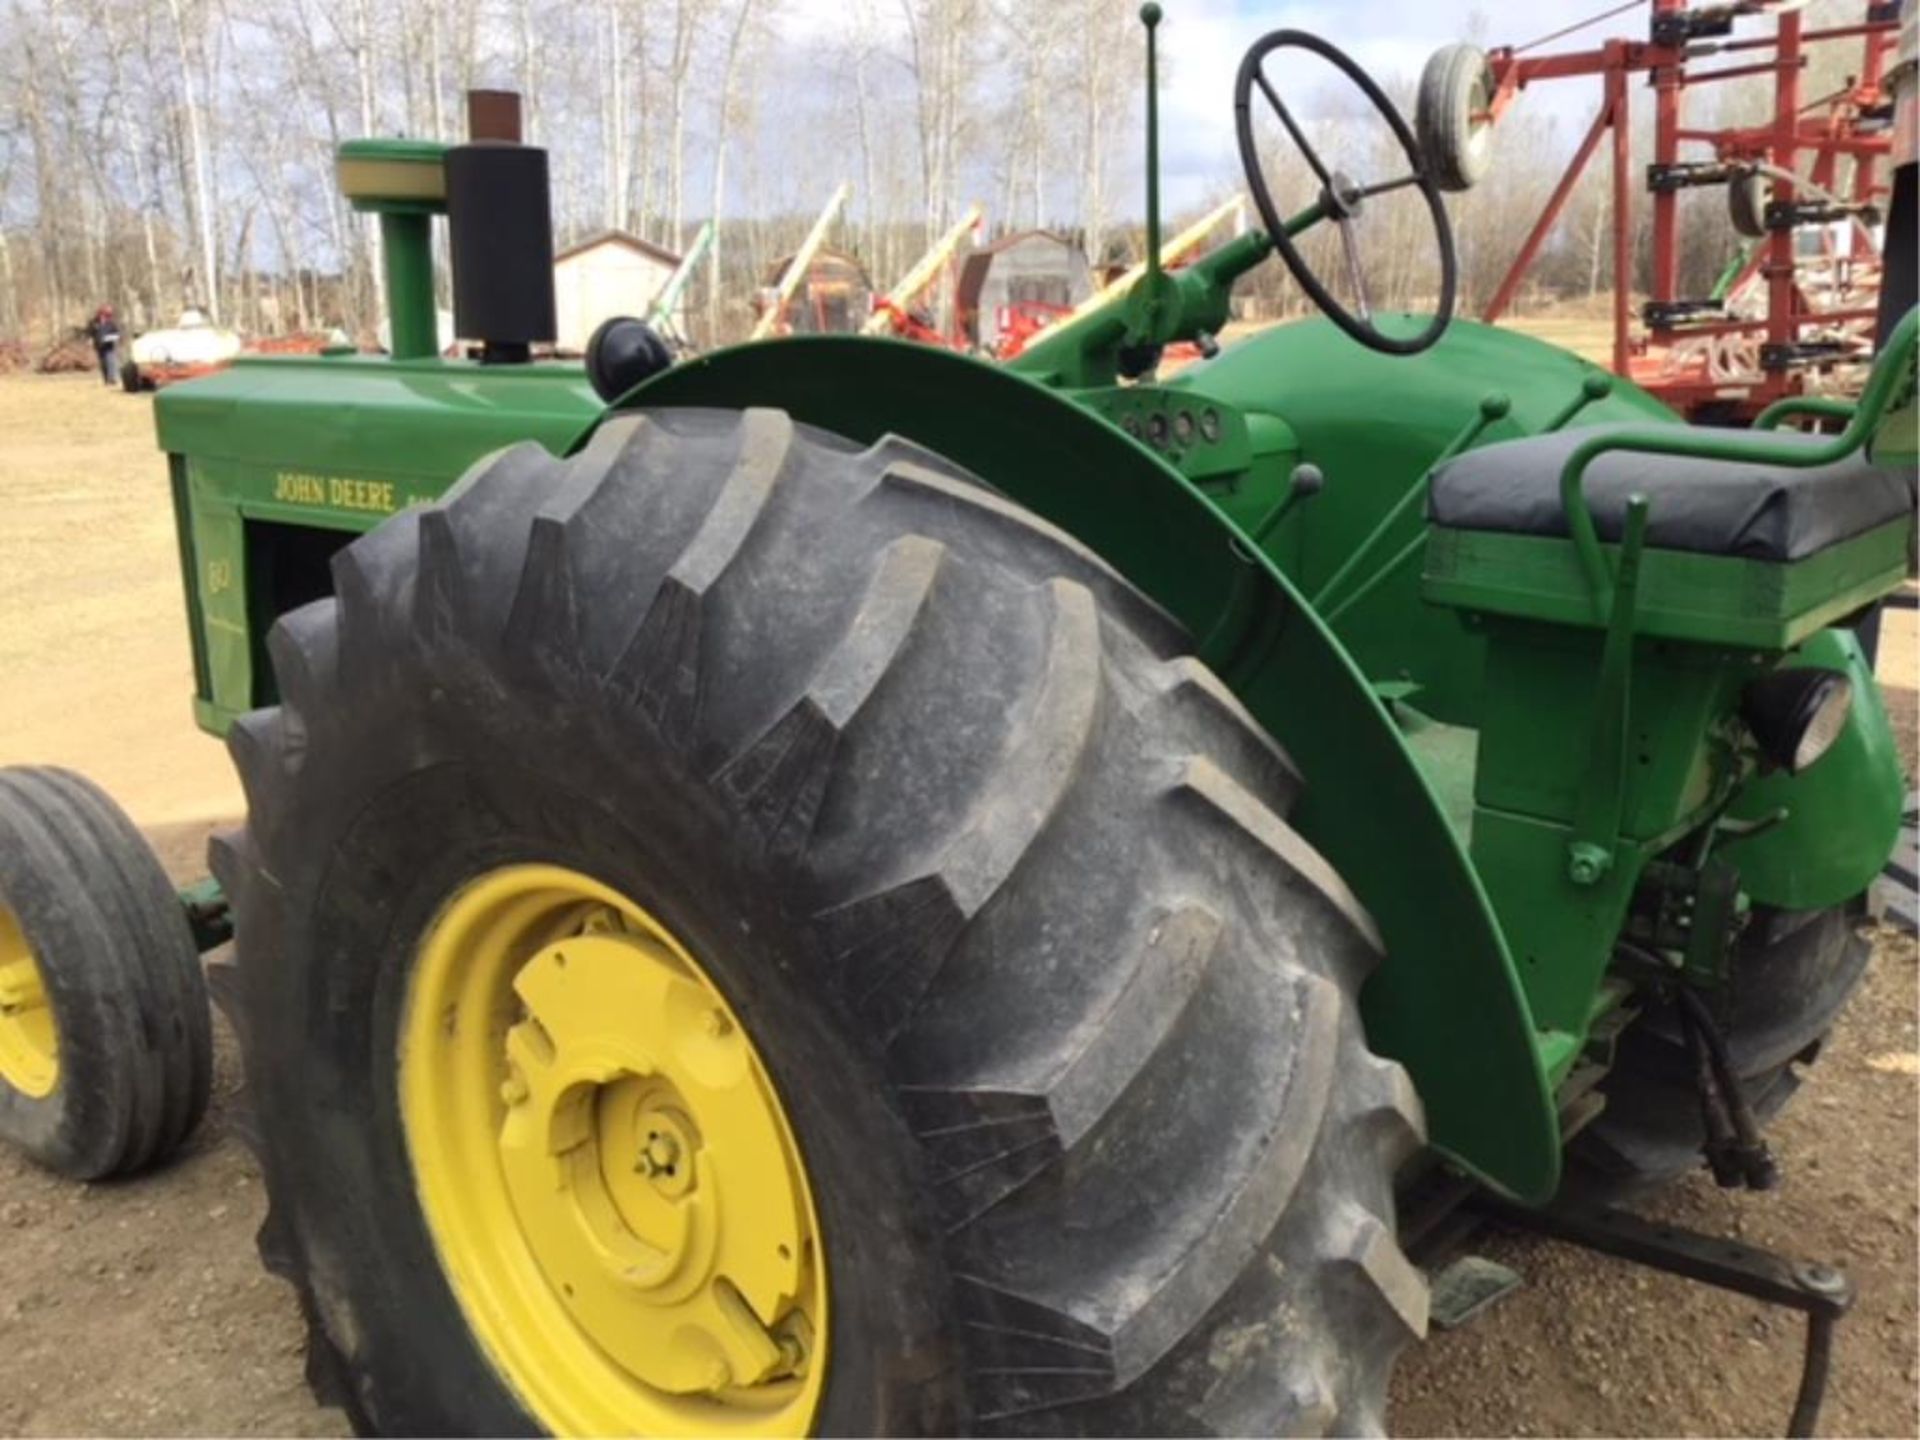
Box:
xmin=246 ymin=742 xmax=959 ymax=1435
xmin=1566 ymin=905 xmax=1869 ymax=1201
xmin=1729 ymin=170 xmax=1770 ymax=241
xmin=0 ymin=766 xmax=210 ymax=1180
xmin=0 ymin=826 xmax=134 ymax=1172
xmin=1416 ymin=44 xmax=1495 ymax=194
xmin=228 ymin=411 xmax=1425 ymax=1435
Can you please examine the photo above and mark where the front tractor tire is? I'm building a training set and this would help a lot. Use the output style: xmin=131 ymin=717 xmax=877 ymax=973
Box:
xmin=216 ymin=409 xmax=1427 ymax=1436
xmin=0 ymin=766 xmax=211 ymax=1179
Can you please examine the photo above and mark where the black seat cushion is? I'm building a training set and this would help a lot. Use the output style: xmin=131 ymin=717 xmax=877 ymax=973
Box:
xmin=1428 ymin=424 xmax=1916 ymax=561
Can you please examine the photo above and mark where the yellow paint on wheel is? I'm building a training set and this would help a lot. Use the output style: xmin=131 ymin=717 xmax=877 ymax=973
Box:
xmin=400 ymin=865 xmax=827 ymax=1436
xmin=0 ymin=904 xmax=58 ymax=1099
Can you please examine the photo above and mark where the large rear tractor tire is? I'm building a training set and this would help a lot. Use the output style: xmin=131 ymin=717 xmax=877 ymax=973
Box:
xmin=0 ymin=766 xmax=212 ymax=1179
xmin=1570 ymin=904 xmax=1870 ymax=1197
xmin=215 ymin=409 xmax=1428 ymax=1436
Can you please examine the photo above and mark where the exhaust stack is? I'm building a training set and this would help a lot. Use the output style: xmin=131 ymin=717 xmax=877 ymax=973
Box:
xmin=334 ymin=89 xmax=556 ymax=364
xmin=447 ymin=90 xmax=557 ymax=365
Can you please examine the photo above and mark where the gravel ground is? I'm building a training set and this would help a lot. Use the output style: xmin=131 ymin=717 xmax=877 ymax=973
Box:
xmin=0 ymin=373 xmax=1914 ymax=1437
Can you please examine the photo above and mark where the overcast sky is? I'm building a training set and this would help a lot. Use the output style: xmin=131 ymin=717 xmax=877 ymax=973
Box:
xmin=1112 ymin=0 xmax=1637 ymax=207
xmin=779 ymin=0 xmax=1659 ymax=213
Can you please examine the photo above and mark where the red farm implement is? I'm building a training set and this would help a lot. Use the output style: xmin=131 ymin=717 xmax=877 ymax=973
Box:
xmin=1433 ymin=0 xmax=1901 ymax=422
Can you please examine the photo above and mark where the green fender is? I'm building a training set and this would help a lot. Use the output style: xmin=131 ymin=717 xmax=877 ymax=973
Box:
xmin=600 ymin=336 xmax=1561 ymax=1201
xmin=1721 ymin=628 xmax=1907 ymax=910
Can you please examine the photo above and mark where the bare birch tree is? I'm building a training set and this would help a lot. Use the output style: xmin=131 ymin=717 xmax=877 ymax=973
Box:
xmin=706 ymin=0 xmax=758 ymax=343
xmin=0 ymin=0 xmax=1714 ymax=345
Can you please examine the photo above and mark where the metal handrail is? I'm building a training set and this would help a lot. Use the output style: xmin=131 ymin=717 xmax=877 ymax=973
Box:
xmin=1754 ymin=395 xmax=1859 ymax=431
xmin=1556 ymin=306 xmax=1918 ymax=611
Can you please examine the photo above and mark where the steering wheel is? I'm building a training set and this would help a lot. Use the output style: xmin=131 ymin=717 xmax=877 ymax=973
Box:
xmin=1234 ymin=30 xmax=1458 ymax=356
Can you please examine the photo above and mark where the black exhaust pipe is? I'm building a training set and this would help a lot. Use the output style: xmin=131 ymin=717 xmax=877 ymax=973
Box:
xmin=447 ymin=90 xmax=557 ymax=365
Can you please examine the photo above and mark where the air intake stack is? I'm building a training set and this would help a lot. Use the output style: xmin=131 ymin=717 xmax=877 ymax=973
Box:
xmin=446 ymin=91 xmax=557 ymax=364
xmin=333 ymin=89 xmax=556 ymax=364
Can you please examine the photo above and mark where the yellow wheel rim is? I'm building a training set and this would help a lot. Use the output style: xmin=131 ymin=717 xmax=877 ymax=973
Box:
xmin=0 ymin=904 xmax=58 ymax=1099
xmin=400 ymin=864 xmax=828 ymax=1437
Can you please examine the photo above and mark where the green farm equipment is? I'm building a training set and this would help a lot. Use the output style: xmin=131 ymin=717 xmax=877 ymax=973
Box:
xmin=1 ymin=8 xmax=1914 ymax=1436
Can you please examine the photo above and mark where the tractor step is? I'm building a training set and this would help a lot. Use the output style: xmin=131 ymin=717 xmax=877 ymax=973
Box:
xmin=1427 ymin=1254 xmax=1523 ymax=1330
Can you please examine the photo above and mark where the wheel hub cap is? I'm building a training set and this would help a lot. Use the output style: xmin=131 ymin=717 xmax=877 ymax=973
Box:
xmin=401 ymin=865 xmax=827 ymax=1435
xmin=0 ymin=905 xmax=57 ymax=1098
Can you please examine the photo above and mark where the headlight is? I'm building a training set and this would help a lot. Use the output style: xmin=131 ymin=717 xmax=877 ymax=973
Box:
xmin=1739 ymin=668 xmax=1853 ymax=776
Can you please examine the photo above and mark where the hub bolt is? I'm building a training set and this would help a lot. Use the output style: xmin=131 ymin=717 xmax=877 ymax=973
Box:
xmin=639 ymin=1129 xmax=681 ymax=1178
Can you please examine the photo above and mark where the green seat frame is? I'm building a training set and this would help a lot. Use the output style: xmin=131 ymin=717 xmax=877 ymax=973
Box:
xmin=1424 ymin=308 xmax=1918 ymax=652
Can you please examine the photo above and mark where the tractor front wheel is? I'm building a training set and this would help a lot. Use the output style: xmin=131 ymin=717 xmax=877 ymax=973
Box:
xmin=216 ymin=410 xmax=1427 ymax=1435
xmin=0 ymin=766 xmax=211 ymax=1178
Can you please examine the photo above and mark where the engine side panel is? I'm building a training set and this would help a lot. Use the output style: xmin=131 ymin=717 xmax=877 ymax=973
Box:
xmin=1171 ymin=318 xmax=1677 ymax=724
xmin=154 ymin=354 xmax=601 ymax=729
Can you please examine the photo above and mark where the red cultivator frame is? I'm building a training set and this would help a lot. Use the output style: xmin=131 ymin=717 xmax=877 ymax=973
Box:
xmin=1474 ymin=0 xmax=1900 ymax=421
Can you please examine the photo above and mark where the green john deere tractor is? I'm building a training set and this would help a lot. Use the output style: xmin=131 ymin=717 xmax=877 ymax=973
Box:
xmin=1 ymin=7 xmax=1914 ymax=1436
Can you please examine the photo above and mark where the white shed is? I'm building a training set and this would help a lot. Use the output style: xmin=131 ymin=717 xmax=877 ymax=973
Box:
xmin=551 ymin=230 xmax=685 ymax=352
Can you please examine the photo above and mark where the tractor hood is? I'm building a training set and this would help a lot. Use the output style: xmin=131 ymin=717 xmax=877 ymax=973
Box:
xmin=155 ymin=353 xmax=600 ymax=487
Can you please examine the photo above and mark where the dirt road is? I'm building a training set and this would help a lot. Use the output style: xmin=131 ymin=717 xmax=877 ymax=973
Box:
xmin=0 ymin=372 xmax=1914 ymax=1437
xmin=0 ymin=376 xmax=241 ymax=827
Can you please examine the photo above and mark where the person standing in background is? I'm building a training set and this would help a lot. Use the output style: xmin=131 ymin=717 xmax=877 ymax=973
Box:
xmin=86 ymin=305 xmax=121 ymax=387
